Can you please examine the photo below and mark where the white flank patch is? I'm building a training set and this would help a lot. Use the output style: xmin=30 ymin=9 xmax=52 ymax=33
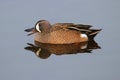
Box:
xmin=36 ymin=48 xmax=41 ymax=56
xmin=36 ymin=23 xmax=41 ymax=32
xmin=81 ymin=33 xmax=88 ymax=38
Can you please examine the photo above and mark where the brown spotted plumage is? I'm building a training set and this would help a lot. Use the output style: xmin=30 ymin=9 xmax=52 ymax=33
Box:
xmin=25 ymin=20 xmax=101 ymax=44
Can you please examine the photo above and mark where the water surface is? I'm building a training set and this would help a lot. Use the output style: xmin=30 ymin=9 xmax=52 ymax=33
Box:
xmin=0 ymin=0 xmax=120 ymax=80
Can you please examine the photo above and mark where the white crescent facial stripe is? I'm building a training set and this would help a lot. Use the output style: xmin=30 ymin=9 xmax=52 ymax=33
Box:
xmin=36 ymin=23 xmax=41 ymax=32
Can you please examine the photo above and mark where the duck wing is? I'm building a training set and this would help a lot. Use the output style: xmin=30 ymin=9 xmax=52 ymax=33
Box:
xmin=52 ymin=23 xmax=101 ymax=39
xmin=52 ymin=23 xmax=92 ymax=31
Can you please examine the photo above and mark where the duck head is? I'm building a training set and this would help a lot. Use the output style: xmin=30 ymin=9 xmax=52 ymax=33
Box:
xmin=25 ymin=20 xmax=51 ymax=36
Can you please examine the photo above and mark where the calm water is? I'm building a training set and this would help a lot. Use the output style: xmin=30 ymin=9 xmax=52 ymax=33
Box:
xmin=0 ymin=0 xmax=120 ymax=80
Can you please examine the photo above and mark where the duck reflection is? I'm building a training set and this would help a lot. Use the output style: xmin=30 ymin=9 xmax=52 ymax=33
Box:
xmin=24 ymin=40 xmax=101 ymax=59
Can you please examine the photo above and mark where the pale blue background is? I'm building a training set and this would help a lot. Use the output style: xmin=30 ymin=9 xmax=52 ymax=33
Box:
xmin=0 ymin=0 xmax=120 ymax=80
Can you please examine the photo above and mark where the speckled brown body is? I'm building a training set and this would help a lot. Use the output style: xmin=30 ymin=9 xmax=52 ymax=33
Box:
xmin=25 ymin=20 xmax=101 ymax=44
xmin=35 ymin=29 xmax=88 ymax=44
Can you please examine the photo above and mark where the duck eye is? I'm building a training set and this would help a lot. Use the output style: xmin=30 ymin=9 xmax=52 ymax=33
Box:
xmin=39 ymin=24 xmax=41 ymax=26
xmin=35 ymin=23 xmax=41 ymax=32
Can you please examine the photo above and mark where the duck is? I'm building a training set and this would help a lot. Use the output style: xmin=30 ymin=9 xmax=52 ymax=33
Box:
xmin=25 ymin=20 xmax=101 ymax=44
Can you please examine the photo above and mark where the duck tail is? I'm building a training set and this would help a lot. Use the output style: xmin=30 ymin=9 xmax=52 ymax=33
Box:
xmin=89 ymin=29 xmax=102 ymax=40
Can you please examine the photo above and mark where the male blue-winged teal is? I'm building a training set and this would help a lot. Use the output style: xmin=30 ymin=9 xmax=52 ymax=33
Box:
xmin=25 ymin=20 xmax=101 ymax=44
